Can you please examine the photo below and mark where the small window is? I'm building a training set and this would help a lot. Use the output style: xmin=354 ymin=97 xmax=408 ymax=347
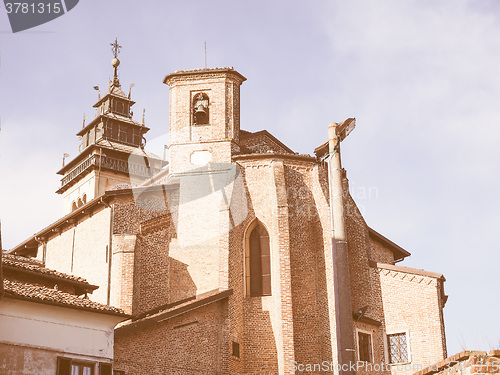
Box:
xmin=71 ymin=362 xmax=94 ymax=375
xmin=111 ymin=123 xmax=119 ymax=140
xmin=127 ymin=127 xmax=133 ymax=144
xmin=133 ymin=130 xmax=142 ymax=146
xmin=117 ymin=102 xmax=124 ymax=114
xmin=388 ymin=332 xmax=409 ymax=364
xmin=118 ymin=125 xmax=127 ymax=142
xmin=57 ymin=357 xmax=112 ymax=375
xmin=232 ymin=341 xmax=240 ymax=358
xmin=357 ymin=331 xmax=373 ymax=363
xmin=57 ymin=358 xmax=94 ymax=375
xmin=113 ymin=371 xmax=125 ymax=375
xmin=105 ymin=123 xmax=113 ymax=138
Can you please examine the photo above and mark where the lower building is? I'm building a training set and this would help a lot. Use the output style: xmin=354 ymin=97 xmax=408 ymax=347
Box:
xmin=0 ymin=253 xmax=127 ymax=375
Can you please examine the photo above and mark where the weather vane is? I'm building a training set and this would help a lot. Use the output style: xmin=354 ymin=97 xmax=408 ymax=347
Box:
xmin=110 ymin=38 xmax=122 ymax=58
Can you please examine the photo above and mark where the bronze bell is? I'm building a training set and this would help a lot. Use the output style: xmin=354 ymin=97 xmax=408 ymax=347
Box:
xmin=194 ymin=103 xmax=208 ymax=124
xmin=195 ymin=103 xmax=207 ymax=115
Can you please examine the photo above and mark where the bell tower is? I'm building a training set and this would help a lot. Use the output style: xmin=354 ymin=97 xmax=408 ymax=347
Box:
xmin=163 ymin=67 xmax=246 ymax=174
xmin=57 ymin=40 xmax=165 ymax=213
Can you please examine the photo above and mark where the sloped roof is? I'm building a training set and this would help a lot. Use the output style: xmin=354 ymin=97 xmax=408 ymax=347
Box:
xmin=368 ymin=227 xmax=411 ymax=261
xmin=56 ymin=139 xmax=164 ymax=177
xmin=116 ymin=289 xmax=232 ymax=335
xmin=97 ymin=139 xmax=162 ymax=159
xmin=3 ymin=254 xmax=92 ymax=286
xmin=93 ymin=84 xmax=134 ymax=108
xmin=4 ymin=279 xmax=126 ymax=316
xmin=239 ymin=129 xmax=296 ymax=155
xmin=77 ymin=112 xmax=147 ymax=137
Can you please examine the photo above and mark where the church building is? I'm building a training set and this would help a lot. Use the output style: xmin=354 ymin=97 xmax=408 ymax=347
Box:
xmin=10 ymin=44 xmax=448 ymax=375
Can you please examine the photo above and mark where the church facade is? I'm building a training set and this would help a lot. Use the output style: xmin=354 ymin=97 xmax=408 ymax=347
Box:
xmin=11 ymin=52 xmax=448 ymax=375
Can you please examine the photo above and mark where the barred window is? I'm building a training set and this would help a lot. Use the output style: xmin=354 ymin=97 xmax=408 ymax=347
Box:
xmin=388 ymin=332 xmax=409 ymax=363
xmin=357 ymin=331 xmax=373 ymax=363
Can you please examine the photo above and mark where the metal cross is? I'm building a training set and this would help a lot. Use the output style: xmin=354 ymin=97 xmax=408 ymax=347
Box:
xmin=110 ymin=38 xmax=122 ymax=58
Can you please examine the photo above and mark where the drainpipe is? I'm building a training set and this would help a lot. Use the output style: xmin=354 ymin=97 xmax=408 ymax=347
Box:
xmin=328 ymin=121 xmax=356 ymax=374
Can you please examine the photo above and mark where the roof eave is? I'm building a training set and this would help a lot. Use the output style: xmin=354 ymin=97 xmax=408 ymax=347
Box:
xmin=115 ymin=289 xmax=232 ymax=336
xmin=3 ymin=265 xmax=98 ymax=292
xmin=368 ymin=227 xmax=411 ymax=261
xmin=11 ymin=183 xmax=179 ymax=254
xmin=4 ymin=291 xmax=129 ymax=317
xmin=163 ymin=68 xmax=247 ymax=84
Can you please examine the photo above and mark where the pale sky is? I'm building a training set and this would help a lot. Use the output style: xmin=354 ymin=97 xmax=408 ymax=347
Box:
xmin=1 ymin=0 xmax=499 ymax=356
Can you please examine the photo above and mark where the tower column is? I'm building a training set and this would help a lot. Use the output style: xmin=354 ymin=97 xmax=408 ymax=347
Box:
xmin=272 ymin=160 xmax=295 ymax=374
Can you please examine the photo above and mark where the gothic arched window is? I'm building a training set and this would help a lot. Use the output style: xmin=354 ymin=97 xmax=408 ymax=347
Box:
xmin=245 ymin=220 xmax=271 ymax=297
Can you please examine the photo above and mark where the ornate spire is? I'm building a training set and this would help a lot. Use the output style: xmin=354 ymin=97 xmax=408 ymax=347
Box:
xmin=110 ymin=38 xmax=122 ymax=87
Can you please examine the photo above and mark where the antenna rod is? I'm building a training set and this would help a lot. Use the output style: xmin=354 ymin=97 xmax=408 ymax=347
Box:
xmin=205 ymin=41 xmax=207 ymax=68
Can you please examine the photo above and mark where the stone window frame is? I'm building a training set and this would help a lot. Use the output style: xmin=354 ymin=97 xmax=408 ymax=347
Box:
xmin=243 ymin=218 xmax=272 ymax=297
xmin=384 ymin=328 xmax=412 ymax=365
xmin=356 ymin=327 xmax=375 ymax=363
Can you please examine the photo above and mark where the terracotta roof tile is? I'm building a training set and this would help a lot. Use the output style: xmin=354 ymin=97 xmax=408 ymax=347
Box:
xmin=3 ymin=254 xmax=91 ymax=284
xmin=4 ymin=279 xmax=126 ymax=315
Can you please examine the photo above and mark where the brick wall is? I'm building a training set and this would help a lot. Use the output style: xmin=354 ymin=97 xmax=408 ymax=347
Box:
xmin=114 ymin=300 xmax=228 ymax=375
xmin=370 ymin=238 xmax=396 ymax=264
xmin=376 ymin=264 xmax=447 ymax=374
xmin=111 ymin=188 xmax=176 ymax=316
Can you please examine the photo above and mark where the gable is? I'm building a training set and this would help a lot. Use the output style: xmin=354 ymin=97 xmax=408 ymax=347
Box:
xmin=239 ymin=130 xmax=295 ymax=155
